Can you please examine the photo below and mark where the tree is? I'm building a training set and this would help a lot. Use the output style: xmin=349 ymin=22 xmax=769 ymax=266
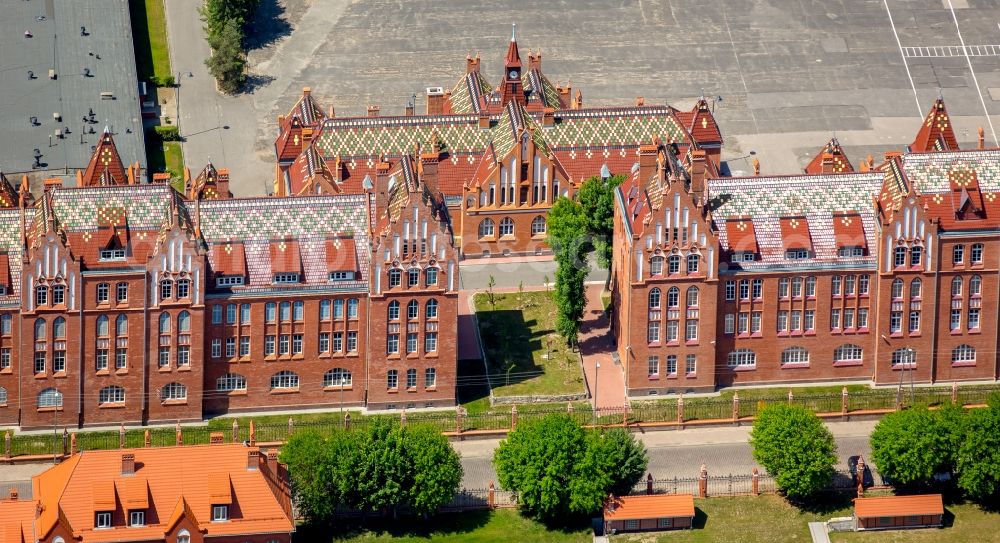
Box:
xmin=404 ymin=425 xmax=463 ymax=517
xmin=204 ymin=19 xmax=246 ymax=94
xmin=957 ymin=394 xmax=1000 ymax=501
xmin=493 ymin=414 xmax=648 ymax=520
xmin=279 ymin=431 xmax=337 ymax=522
xmin=750 ymin=404 xmax=836 ymax=499
xmin=870 ymin=406 xmax=964 ymax=487
xmin=577 ymin=175 xmax=626 ymax=272
xmin=547 ymin=197 xmax=589 ymax=344
xmin=353 ymin=419 xmax=412 ymax=515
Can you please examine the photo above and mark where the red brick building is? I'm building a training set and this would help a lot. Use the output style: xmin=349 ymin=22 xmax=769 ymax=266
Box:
xmin=612 ymin=99 xmax=1000 ymax=397
xmin=0 ymin=128 xmax=457 ymax=429
xmin=272 ymin=33 xmax=723 ymax=258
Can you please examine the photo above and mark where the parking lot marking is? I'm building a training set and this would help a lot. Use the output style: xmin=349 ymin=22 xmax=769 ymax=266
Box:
xmin=902 ymin=44 xmax=1000 ymax=57
xmin=883 ymin=0 xmax=924 ymax=117
xmin=947 ymin=0 xmax=998 ymax=145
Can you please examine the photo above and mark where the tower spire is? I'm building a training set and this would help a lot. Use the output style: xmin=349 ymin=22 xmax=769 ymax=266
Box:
xmin=511 ymin=22 xmax=516 ymax=41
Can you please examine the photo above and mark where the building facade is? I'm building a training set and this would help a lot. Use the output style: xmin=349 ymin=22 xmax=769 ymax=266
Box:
xmin=612 ymin=99 xmax=1000 ymax=397
xmin=0 ymin=129 xmax=458 ymax=429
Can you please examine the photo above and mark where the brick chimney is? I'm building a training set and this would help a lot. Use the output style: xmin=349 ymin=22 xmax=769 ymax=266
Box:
xmin=528 ymin=50 xmax=541 ymax=71
xmin=427 ymin=87 xmax=444 ymax=115
xmin=478 ymin=112 xmax=490 ymax=129
xmin=121 ymin=453 xmax=135 ymax=476
xmin=44 ymin=178 xmax=63 ymax=191
xmin=542 ymin=107 xmax=554 ymax=128
xmin=572 ymin=89 xmax=583 ymax=110
xmin=638 ymin=142 xmax=658 ymax=183
xmin=375 ymin=159 xmax=392 ymax=212
xmin=420 ymin=151 xmax=439 ymax=188
xmin=266 ymin=449 xmax=279 ymax=475
xmin=466 ymin=52 xmax=481 ymax=74
xmin=820 ymin=152 xmax=836 ymax=173
xmin=404 ymin=102 xmax=415 ymax=117
xmin=635 ymin=97 xmax=644 ymax=107
xmin=367 ymin=105 xmax=380 ymax=117
xmin=689 ymin=150 xmax=707 ymax=203
xmin=247 ymin=449 xmax=260 ymax=471
xmin=216 ymin=168 xmax=231 ymax=197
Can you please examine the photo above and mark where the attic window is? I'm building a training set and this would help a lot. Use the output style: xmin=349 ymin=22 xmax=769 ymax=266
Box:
xmin=96 ymin=511 xmax=112 ymax=528
xmin=785 ymin=249 xmax=810 ymax=260
xmin=212 ymin=504 xmax=229 ymax=522
xmin=730 ymin=251 xmax=755 ymax=263
xmin=216 ymin=276 xmax=245 ymax=287
xmin=838 ymin=246 xmax=865 ymax=257
xmin=329 ymin=271 xmax=354 ymax=282
xmin=129 ymin=510 xmax=145 ymax=527
xmin=99 ymin=248 xmax=126 ymax=261
xmin=273 ymin=273 xmax=300 ymax=284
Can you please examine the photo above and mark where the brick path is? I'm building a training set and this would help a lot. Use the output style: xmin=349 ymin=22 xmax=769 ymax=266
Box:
xmin=579 ymin=284 xmax=628 ymax=413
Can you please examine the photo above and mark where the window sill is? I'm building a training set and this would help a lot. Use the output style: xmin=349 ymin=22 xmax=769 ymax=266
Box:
xmin=33 ymin=373 xmax=47 ymax=380
xmin=804 ymin=330 xmax=816 ymax=336
xmin=177 ymin=365 xmax=191 ymax=372
xmin=115 ymin=369 xmax=129 ymax=376
xmin=98 ymin=403 xmax=126 ymax=409
xmin=162 ymin=399 xmax=188 ymax=406
xmin=0 ymin=369 xmax=10 ymax=375
xmin=648 ymin=375 xmax=659 ymax=381
xmin=665 ymin=373 xmax=678 ymax=380
xmin=158 ymin=367 xmax=172 ymax=373
xmin=37 ymin=407 xmax=63 ymax=413
xmin=407 ymin=387 xmax=418 ymax=393
xmin=781 ymin=363 xmax=810 ymax=369
xmin=53 ymin=372 xmax=67 ymax=379
xmin=889 ymin=332 xmax=904 ymax=338
xmin=908 ymin=332 xmax=922 ymax=338
xmin=891 ymin=364 xmax=916 ymax=371
xmin=95 ymin=369 xmax=110 ymax=376
xmin=323 ymin=385 xmax=353 ymax=392
xmin=686 ymin=373 xmax=697 ymax=379
xmin=950 ymin=330 xmax=963 ymax=335
xmin=833 ymin=361 xmax=863 ymax=367
xmin=270 ymin=388 xmax=300 ymax=395
xmin=951 ymin=361 xmax=977 ymax=368
xmin=387 ymin=388 xmax=399 ymax=394
xmin=777 ymin=331 xmax=789 ymax=337
xmin=968 ymin=328 xmax=981 ymax=335
xmin=425 ymin=352 xmax=439 ymax=358
xmin=731 ymin=365 xmax=756 ymax=372
xmin=226 ymin=390 xmax=247 ymax=397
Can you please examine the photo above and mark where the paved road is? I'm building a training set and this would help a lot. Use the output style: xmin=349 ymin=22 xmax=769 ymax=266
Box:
xmin=454 ymin=419 xmax=878 ymax=490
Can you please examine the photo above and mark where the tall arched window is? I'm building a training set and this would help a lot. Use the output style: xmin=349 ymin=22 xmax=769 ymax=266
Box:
xmin=161 ymin=382 xmax=187 ymax=401
xmin=666 ymin=287 xmax=679 ymax=308
xmin=53 ymin=317 xmax=66 ymax=338
xmin=834 ymin=344 xmax=863 ymax=363
xmin=407 ymin=300 xmax=419 ymax=320
xmin=116 ymin=314 xmax=128 ymax=336
xmin=426 ymin=299 xmax=438 ymax=319
xmin=96 ymin=315 xmax=109 ymax=336
xmin=686 ymin=286 xmax=699 ymax=308
xmin=479 ymin=218 xmax=495 ymax=238
xmin=952 ymin=344 xmax=976 ymax=364
xmin=891 ymin=278 xmax=904 ymax=299
xmin=388 ymin=300 xmax=400 ymax=321
xmin=648 ymin=288 xmax=661 ymax=309
xmin=951 ymin=277 xmax=963 ymax=297
xmin=531 ymin=216 xmax=546 ymax=236
xmin=909 ymin=278 xmax=922 ymax=299
xmin=34 ymin=318 xmax=45 ymax=341
xmin=781 ymin=347 xmax=809 ymax=365
xmin=970 ymin=275 xmax=982 ymax=296
xmin=216 ymin=373 xmax=247 ymax=391
xmin=499 ymin=217 xmax=515 ymax=237
xmin=270 ymin=370 xmax=299 ymax=390
xmin=98 ymin=386 xmax=125 ymax=404
xmin=177 ymin=311 xmax=190 ymax=332
xmin=667 ymin=255 xmax=681 ymax=274
xmin=159 ymin=313 xmax=171 ymax=333
xmin=891 ymin=347 xmax=915 ymax=367
xmin=37 ymin=388 xmax=62 ymax=408
xmin=324 ymin=368 xmax=352 ymax=387
xmin=650 ymin=256 xmax=664 ymax=276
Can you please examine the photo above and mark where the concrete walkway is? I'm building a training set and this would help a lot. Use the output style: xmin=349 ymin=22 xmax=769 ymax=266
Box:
xmin=579 ymin=284 xmax=628 ymax=413
xmin=808 ymin=522 xmax=832 ymax=543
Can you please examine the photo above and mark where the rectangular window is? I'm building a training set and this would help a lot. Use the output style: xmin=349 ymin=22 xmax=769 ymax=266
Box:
xmin=738 ymin=313 xmax=749 ymax=334
xmin=750 ymin=312 xmax=761 ymax=333
xmin=890 ymin=312 xmax=902 ymax=333
xmin=97 ymin=283 xmax=110 ymax=303
xmin=845 ymin=276 xmax=856 ymax=296
xmin=347 ymin=299 xmax=359 ymax=319
xmin=971 ymin=244 xmax=983 ymax=264
xmin=239 ymin=336 xmax=250 ymax=357
xmin=859 ymin=275 xmax=870 ymax=295
xmin=34 ymin=352 xmax=45 ymax=374
xmin=279 ymin=303 xmax=291 ymax=321
xmin=666 ymin=355 xmax=677 ymax=375
xmin=791 ymin=277 xmax=802 ymax=298
xmin=387 ymin=334 xmax=399 ymax=354
xmin=406 ymin=369 xmax=417 ymax=388
xmin=831 ymin=309 xmax=841 ymax=329
xmin=211 ymin=339 xmax=221 ymax=358
xmin=647 ymin=321 xmax=660 ymax=343
xmin=265 ymin=303 xmax=276 ymax=323
xmin=724 ymin=314 xmax=735 ymax=334
xmin=625 ymin=519 xmax=639 ymax=530
xmin=0 ymin=316 xmax=10 ymax=336
xmin=777 ymin=311 xmax=788 ymax=332
xmin=685 ymin=319 xmax=698 ymax=341
xmin=647 ymin=356 xmax=658 ymax=376
xmin=240 ymin=303 xmax=251 ymax=323
xmin=953 ymin=245 xmax=965 ymax=264
xmin=347 ymin=331 xmax=358 ymax=352
xmin=804 ymin=310 xmax=815 ymax=331
xmin=114 ymin=348 xmax=127 ymax=369
xmin=100 ymin=249 xmax=126 ymax=261
xmin=950 ymin=310 xmax=961 ymax=331
xmin=425 ymin=332 xmax=438 ymax=352
xmin=264 ymin=335 xmax=276 ymax=356
xmin=96 ymin=512 xmax=112 ymax=528
xmin=857 ymin=308 xmax=868 ymax=329
xmin=334 ymin=299 xmax=345 ymax=318
xmin=130 ymin=510 xmax=145 ymax=527
xmin=665 ymin=321 xmax=678 ymax=341
xmin=785 ymin=249 xmax=809 ymax=260
xmin=117 ymin=283 xmax=128 ymax=302
xmin=725 ymin=281 xmax=736 ymax=301
xmin=329 ymin=271 xmax=355 ymax=281
xmin=159 ymin=347 xmax=171 ymax=367
xmin=739 ymin=280 xmax=749 ymax=300
xmin=292 ymin=334 xmax=303 ymax=354
xmin=177 ymin=346 xmax=189 ymax=366
xmin=293 ymin=301 xmax=304 ymax=321
xmin=425 ymin=368 xmax=436 ymax=388
xmin=96 ymin=349 xmax=108 ymax=371
xmin=841 ymin=308 xmax=854 ymax=329
xmin=212 ymin=305 xmax=223 ymax=324
xmin=279 ymin=335 xmax=290 ymax=355
xmin=320 ymin=300 xmax=331 ymax=320
xmin=273 ymin=273 xmax=300 ymax=284
xmin=969 ymin=308 xmax=981 ymax=330
xmin=790 ymin=311 xmax=801 ymax=331
xmin=909 ymin=311 xmax=920 ymax=333
xmin=751 ymin=279 xmax=763 ymax=299
xmin=225 ymin=337 xmax=236 ymax=358
xmin=215 ymin=275 xmax=245 ymax=287
xmin=53 ymin=350 xmax=65 ymax=372
xmin=686 ymin=354 xmax=696 ymax=375
xmin=387 ymin=370 xmax=398 ymax=389
xmin=0 ymin=348 xmax=9 ymax=370
xmin=806 ymin=276 xmax=816 ymax=297
xmin=333 ymin=332 xmax=343 ymax=352
xmin=658 ymin=518 xmax=673 ymax=528
xmin=778 ymin=278 xmax=789 ymax=298
xmin=212 ymin=505 xmax=228 ymax=522
xmin=319 ymin=332 xmax=330 ymax=353
xmin=406 ymin=333 xmax=418 ymax=353
xmin=831 ymin=276 xmax=842 ymax=296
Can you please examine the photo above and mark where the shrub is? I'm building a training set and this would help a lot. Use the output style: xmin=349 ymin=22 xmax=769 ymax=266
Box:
xmin=153 ymin=125 xmax=181 ymax=141
xmin=750 ymin=403 xmax=836 ymax=499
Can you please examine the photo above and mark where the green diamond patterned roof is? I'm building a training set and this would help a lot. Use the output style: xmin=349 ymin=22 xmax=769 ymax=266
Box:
xmin=902 ymin=150 xmax=1000 ymax=194
xmin=449 ymin=71 xmax=494 ymax=114
xmin=41 ymin=184 xmax=177 ymax=234
xmin=491 ymin=102 xmax=552 ymax=159
xmin=523 ymin=69 xmax=561 ymax=109
xmin=0 ymin=209 xmax=25 ymax=307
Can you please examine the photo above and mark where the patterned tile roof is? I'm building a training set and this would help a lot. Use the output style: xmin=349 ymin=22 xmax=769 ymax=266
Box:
xmin=900 ymin=150 xmax=1000 ymax=194
xmin=523 ymin=68 xmax=562 ymax=109
xmin=448 ymin=71 xmax=493 ymax=114
xmin=80 ymin=128 xmax=129 ymax=187
xmin=0 ymin=172 xmax=17 ymax=208
xmin=0 ymin=209 xmax=25 ymax=307
xmin=897 ymin=149 xmax=1000 ymax=230
xmin=911 ymin=98 xmax=958 ymax=153
xmin=804 ymin=137 xmax=854 ymax=174
xmin=707 ymin=172 xmax=883 ymax=270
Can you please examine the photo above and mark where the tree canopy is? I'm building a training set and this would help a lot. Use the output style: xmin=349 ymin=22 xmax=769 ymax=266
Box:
xmin=204 ymin=19 xmax=246 ymax=94
xmin=957 ymin=394 xmax=1000 ymax=501
xmin=577 ymin=175 xmax=626 ymax=270
xmin=870 ymin=405 xmax=965 ymax=487
xmin=547 ymin=197 xmax=589 ymax=343
xmin=750 ymin=403 xmax=837 ymax=499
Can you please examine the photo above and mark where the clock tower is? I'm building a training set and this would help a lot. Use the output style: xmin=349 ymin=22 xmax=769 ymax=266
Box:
xmin=501 ymin=23 xmax=526 ymax=107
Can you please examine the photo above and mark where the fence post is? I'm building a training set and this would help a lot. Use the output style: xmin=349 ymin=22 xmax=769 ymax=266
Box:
xmin=175 ymin=422 xmax=182 ymax=446
xmin=510 ymin=405 xmax=518 ymax=431
xmin=344 ymin=413 xmax=351 ymax=431
xmin=232 ymin=419 xmax=239 ymax=443
xmin=677 ymin=396 xmax=684 ymax=428
xmin=119 ymin=423 xmax=126 ymax=449
xmin=895 ymin=387 xmax=903 ymax=411
xmin=144 ymin=430 xmax=151 ymax=448
xmin=856 ymin=456 xmax=866 ymax=497
xmin=567 ymin=402 xmax=574 ymax=415
xmin=839 ymin=386 xmax=848 ymax=420
xmin=4 ymin=431 xmax=9 ymax=460
xmin=698 ymin=464 xmax=708 ymax=498
xmin=288 ymin=417 xmax=294 ymax=437
xmin=62 ymin=429 xmax=68 ymax=456
xmin=732 ymin=393 xmax=740 ymax=425
xmin=952 ymin=382 xmax=958 ymax=404
xmin=456 ymin=407 xmax=464 ymax=433
xmin=70 ymin=433 xmax=77 ymax=455
xmin=622 ymin=406 xmax=629 ymax=427
xmin=400 ymin=409 xmax=407 ymax=428
xmin=787 ymin=389 xmax=794 ymax=404
xmin=646 ymin=473 xmax=653 ymax=495
xmin=752 ymin=467 xmax=759 ymax=496
xmin=249 ymin=420 xmax=256 ymax=446
xmin=488 ymin=482 xmax=496 ymax=509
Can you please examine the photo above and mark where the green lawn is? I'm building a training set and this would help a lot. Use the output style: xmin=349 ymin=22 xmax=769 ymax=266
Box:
xmin=146 ymin=140 xmax=183 ymax=184
xmin=296 ymin=509 xmax=590 ymax=543
xmin=129 ymin=0 xmax=172 ymax=82
xmin=474 ymin=291 xmax=585 ymax=398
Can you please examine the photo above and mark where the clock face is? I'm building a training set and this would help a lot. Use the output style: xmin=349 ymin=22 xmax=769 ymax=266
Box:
xmin=509 ymin=70 xmax=519 ymax=79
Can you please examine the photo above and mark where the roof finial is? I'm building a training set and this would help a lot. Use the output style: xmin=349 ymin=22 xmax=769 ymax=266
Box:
xmin=511 ymin=22 xmax=516 ymax=42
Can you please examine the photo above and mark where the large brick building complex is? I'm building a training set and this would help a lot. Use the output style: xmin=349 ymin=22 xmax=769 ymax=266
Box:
xmin=0 ymin=128 xmax=457 ymax=429
xmin=612 ymin=99 xmax=1000 ymax=397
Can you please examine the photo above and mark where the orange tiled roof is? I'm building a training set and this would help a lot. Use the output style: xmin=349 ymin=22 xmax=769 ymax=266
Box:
xmin=779 ymin=216 xmax=812 ymax=250
xmin=211 ymin=242 xmax=247 ymax=277
xmin=833 ymin=211 xmax=867 ymax=248
xmin=80 ymin=128 xmax=128 ymax=187
xmin=0 ymin=497 xmax=35 ymax=543
xmin=805 ymin=138 xmax=854 ymax=174
xmin=604 ymin=494 xmax=695 ymax=521
xmin=269 ymin=240 xmax=302 ymax=274
xmin=725 ymin=217 xmax=759 ymax=253
xmin=32 ymin=444 xmax=293 ymax=541
xmin=911 ymin=99 xmax=958 ymax=153
xmin=854 ymin=494 xmax=943 ymax=518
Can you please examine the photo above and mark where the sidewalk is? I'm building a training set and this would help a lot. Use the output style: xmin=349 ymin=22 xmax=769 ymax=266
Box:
xmin=579 ymin=284 xmax=628 ymax=413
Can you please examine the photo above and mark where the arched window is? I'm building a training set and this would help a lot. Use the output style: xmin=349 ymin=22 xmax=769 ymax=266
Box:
xmin=426 ymin=299 xmax=438 ymax=319
xmin=909 ymin=278 xmax=922 ymax=299
xmin=834 ymin=344 xmax=863 ymax=363
xmin=96 ymin=315 xmax=109 ymax=336
xmin=666 ymin=287 xmax=679 ymax=308
xmin=160 ymin=279 xmax=173 ymax=300
xmin=952 ymin=344 xmax=976 ymax=363
xmin=216 ymin=373 xmax=247 ymax=392
xmin=38 ymin=388 xmax=62 ymax=408
xmin=99 ymin=386 xmax=125 ymax=404
xmin=178 ymin=311 xmax=190 ymax=332
xmin=52 ymin=317 xmax=65 ymax=339
xmin=161 ymin=382 xmax=187 ymax=401
xmin=891 ymin=347 xmax=915 ymax=367
xmin=323 ymin=368 xmax=352 ymax=387
xmin=34 ymin=318 xmax=46 ymax=341
xmin=686 ymin=286 xmax=699 ymax=307
xmin=910 ymin=246 xmax=922 ymax=266
xmin=970 ymin=275 xmax=982 ymax=296
xmin=650 ymin=256 xmax=664 ymax=276
xmin=951 ymin=277 xmax=963 ymax=297
xmin=159 ymin=313 xmax=171 ymax=334
xmin=177 ymin=530 xmax=191 ymax=543
xmin=648 ymin=288 xmax=661 ymax=309
xmin=388 ymin=268 xmax=402 ymax=288
xmin=531 ymin=216 xmax=546 ymax=236
xmin=727 ymin=349 xmax=756 ymax=367
xmin=499 ymin=217 xmax=515 ymax=237
xmin=781 ymin=347 xmax=809 ymax=365
xmin=116 ymin=314 xmax=128 ymax=336
xmin=687 ymin=253 xmax=699 ymax=273
xmin=388 ymin=300 xmax=400 ymax=321
xmin=667 ymin=255 xmax=681 ymax=274
xmin=893 ymin=246 xmax=907 ymax=267
xmin=270 ymin=371 xmax=299 ymax=390
xmin=407 ymin=300 xmax=419 ymax=320
xmin=0 ymin=387 xmax=7 ymax=405
xmin=891 ymin=278 xmax=904 ymax=299
xmin=479 ymin=218 xmax=495 ymax=238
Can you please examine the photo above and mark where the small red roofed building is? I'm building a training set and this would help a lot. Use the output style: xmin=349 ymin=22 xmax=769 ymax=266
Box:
xmin=603 ymin=494 xmax=695 ymax=533
xmin=0 ymin=443 xmax=293 ymax=542
xmin=853 ymin=494 xmax=944 ymax=531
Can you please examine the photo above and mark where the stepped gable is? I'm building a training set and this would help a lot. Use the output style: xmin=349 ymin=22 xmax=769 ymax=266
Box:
xmin=706 ymin=172 xmax=883 ymax=270
xmin=898 ymin=149 xmax=1000 ymax=230
xmin=804 ymin=137 xmax=854 ymax=174
xmin=910 ymin=98 xmax=959 ymax=153
xmin=199 ymin=194 xmax=370 ymax=292
xmin=80 ymin=127 xmax=129 ymax=187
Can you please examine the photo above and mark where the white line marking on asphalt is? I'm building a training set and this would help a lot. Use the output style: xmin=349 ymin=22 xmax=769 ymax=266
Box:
xmin=722 ymin=5 xmax=759 ymax=134
xmin=883 ymin=0 xmax=924 ymax=117
xmin=948 ymin=0 xmax=999 ymax=146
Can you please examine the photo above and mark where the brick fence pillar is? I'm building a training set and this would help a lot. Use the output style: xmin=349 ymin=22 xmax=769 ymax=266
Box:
xmin=895 ymin=388 xmax=904 ymax=411
xmin=698 ymin=464 xmax=708 ymax=498
xmin=119 ymin=423 xmax=126 ymax=449
xmin=4 ymin=431 xmax=9 ymax=460
xmin=510 ymin=406 xmax=518 ymax=431
xmin=732 ymin=393 xmax=740 ymax=425
xmin=952 ymin=382 xmax=959 ymax=404
xmin=175 ymin=422 xmax=182 ymax=446
xmin=70 ymin=433 xmax=77 ymax=455
xmin=677 ymin=396 xmax=685 ymax=428
xmin=856 ymin=456 xmax=866 ymax=497
xmin=232 ymin=419 xmax=239 ymax=443
xmin=62 ymin=429 xmax=68 ymax=456
xmin=787 ymin=389 xmax=794 ymax=404
xmin=400 ymin=409 xmax=407 ymax=428
xmin=288 ymin=417 xmax=294 ymax=437
xmin=567 ymin=402 xmax=574 ymax=415
xmin=646 ymin=473 xmax=654 ymax=495
xmin=752 ymin=467 xmax=760 ymax=496
xmin=249 ymin=420 xmax=256 ymax=446
xmin=344 ymin=413 xmax=351 ymax=431
xmin=841 ymin=386 xmax=849 ymax=419
xmin=144 ymin=430 xmax=151 ymax=448
xmin=456 ymin=407 xmax=464 ymax=433
xmin=488 ymin=482 xmax=495 ymax=509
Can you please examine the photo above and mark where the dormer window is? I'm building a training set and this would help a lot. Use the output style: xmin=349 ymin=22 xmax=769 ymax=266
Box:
xmin=785 ymin=249 xmax=810 ymax=260
xmin=329 ymin=271 xmax=354 ymax=282
xmin=212 ymin=504 xmax=229 ymax=522
xmin=99 ymin=248 xmax=126 ymax=261
xmin=730 ymin=251 xmax=755 ymax=263
xmin=129 ymin=509 xmax=145 ymax=527
xmin=273 ymin=273 xmax=300 ymax=284
xmin=95 ymin=511 xmax=112 ymax=528
xmin=837 ymin=246 xmax=864 ymax=257
xmin=216 ymin=275 xmax=244 ymax=287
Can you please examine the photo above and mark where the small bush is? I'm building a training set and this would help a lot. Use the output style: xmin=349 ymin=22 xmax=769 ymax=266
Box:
xmin=152 ymin=75 xmax=176 ymax=88
xmin=153 ymin=125 xmax=181 ymax=141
